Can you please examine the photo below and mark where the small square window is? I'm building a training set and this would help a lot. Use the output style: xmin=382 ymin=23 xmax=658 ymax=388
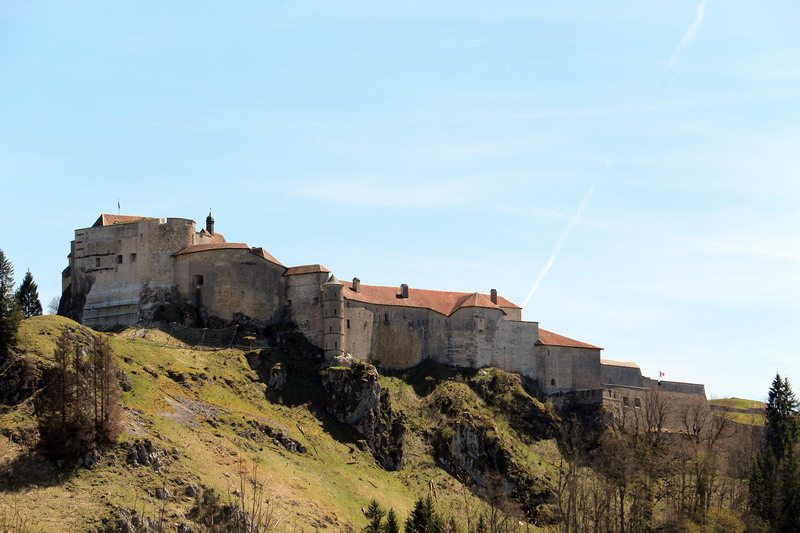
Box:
xmin=130 ymin=253 xmax=137 ymax=263
xmin=116 ymin=255 xmax=123 ymax=264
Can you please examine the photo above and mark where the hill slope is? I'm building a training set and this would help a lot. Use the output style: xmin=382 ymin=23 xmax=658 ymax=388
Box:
xmin=0 ymin=316 xmax=560 ymax=532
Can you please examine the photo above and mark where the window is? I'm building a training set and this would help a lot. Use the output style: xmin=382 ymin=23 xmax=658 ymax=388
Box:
xmin=95 ymin=257 xmax=100 ymax=267
xmin=287 ymin=300 xmax=292 ymax=306
xmin=634 ymin=398 xmax=641 ymax=408
xmin=130 ymin=253 xmax=137 ymax=262
xmin=346 ymin=319 xmax=350 ymax=329
xmin=623 ymin=397 xmax=630 ymax=407
xmin=313 ymin=297 xmax=319 ymax=305
xmin=193 ymin=274 xmax=204 ymax=287
xmin=550 ymin=379 xmax=556 ymax=386
xmin=117 ymin=255 xmax=123 ymax=264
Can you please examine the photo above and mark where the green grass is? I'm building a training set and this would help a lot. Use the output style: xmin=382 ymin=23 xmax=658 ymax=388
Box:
xmin=1 ymin=316 xmax=562 ymax=531
xmin=709 ymin=397 xmax=765 ymax=411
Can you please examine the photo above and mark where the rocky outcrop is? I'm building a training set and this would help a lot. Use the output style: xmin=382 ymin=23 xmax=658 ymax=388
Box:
xmin=0 ymin=353 xmax=42 ymax=406
xmin=430 ymin=381 xmax=554 ymax=523
xmin=321 ymin=362 xmax=406 ymax=471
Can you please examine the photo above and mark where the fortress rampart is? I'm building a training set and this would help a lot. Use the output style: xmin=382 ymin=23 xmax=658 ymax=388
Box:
xmin=60 ymin=213 xmax=707 ymax=403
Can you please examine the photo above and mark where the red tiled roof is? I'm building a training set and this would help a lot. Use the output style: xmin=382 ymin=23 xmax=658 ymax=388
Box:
xmin=249 ymin=247 xmax=284 ymax=266
xmin=176 ymin=243 xmax=250 ymax=255
xmin=175 ymin=243 xmax=283 ymax=266
xmin=284 ymin=264 xmax=331 ymax=276
xmin=199 ymin=229 xmax=226 ymax=243
xmin=92 ymin=214 xmax=150 ymax=227
xmin=341 ymin=281 xmax=519 ymax=316
xmin=455 ymin=292 xmax=502 ymax=311
xmin=536 ymin=328 xmax=601 ymax=350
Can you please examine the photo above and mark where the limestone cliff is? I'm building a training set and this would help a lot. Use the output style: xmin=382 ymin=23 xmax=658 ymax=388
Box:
xmin=321 ymin=362 xmax=406 ymax=471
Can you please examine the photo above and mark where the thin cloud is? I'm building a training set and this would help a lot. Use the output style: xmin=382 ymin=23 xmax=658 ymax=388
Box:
xmin=521 ymin=185 xmax=595 ymax=308
xmin=667 ymin=0 xmax=709 ymax=69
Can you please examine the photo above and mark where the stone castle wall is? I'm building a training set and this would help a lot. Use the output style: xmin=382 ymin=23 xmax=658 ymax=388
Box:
xmin=174 ymin=248 xmax=285 ymax=324
xmin=284 ymin=271 xmax=329 ymax=347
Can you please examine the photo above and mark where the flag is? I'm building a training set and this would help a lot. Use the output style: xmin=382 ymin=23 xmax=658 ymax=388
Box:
xmin=659 ymin=371 xmax=665 ymax=378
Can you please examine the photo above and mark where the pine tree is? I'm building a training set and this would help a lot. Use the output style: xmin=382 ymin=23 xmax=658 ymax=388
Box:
xmin=383 ymin=509 xmax=400 ymax=533
xmin=363 ymin=499 xmax=385 ymax=533
xmin=405 ymin=496 xmax=443 ymax=533
xmin=15 ymin=270 xmax=43 ymax=318
xmin=749 ymin=374 xmax=800 ymax=530
xmin=0 ymin=249 xmax=22 ymax=355
xmin=765 ymin=374 xmax=799 ymax=460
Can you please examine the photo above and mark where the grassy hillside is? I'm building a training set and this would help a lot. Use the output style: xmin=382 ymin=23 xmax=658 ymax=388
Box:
xmin=0 ymin=316 xmax=560 ymax=532
xmin=709 ymin=397 xmax=766 ymax=426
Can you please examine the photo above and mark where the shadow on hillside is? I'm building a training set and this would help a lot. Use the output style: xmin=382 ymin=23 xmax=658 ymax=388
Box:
xmin=0 ymin=449 xmax=79 ymax=492
xmin=385 ymin=359 xmax=479 ymax=397
xmin=244 ymin=347 xmax=364 ymax=449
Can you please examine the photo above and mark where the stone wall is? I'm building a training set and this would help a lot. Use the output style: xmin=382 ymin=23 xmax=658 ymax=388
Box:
xmin=173 ymin=248 xmax=284 ymax=324
xmin=341 ymin=301 xmax=539 ymax=376
xmin=601 ymin=362 xmax=644 ymax=388
xmin=284 ymin=272 xmax=328 ymax=347
xmin=535 ymin=345 xmax=602 ymax=394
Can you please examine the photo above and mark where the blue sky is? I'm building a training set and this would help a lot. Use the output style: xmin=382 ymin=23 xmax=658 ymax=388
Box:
xmin=1 ymin=1 xmax=798 ymax=401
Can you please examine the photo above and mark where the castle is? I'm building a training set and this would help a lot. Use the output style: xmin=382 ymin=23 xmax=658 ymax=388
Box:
xmin=60 ymin=213 xmax=705 ymax=404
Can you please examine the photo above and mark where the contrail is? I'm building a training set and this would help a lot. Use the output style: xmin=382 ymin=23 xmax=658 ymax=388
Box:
xmin=667 ymin=0 xmax=708 ymax=69
xmin=521 ymin=185 xmax=595 ymax=308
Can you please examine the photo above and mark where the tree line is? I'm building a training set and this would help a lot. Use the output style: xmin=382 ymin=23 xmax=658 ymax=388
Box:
xmin=0 ymin=248 xmax=45 ymax=356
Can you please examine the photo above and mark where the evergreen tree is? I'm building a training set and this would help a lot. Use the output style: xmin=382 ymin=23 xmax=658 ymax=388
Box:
xmin=749 ymin=374 xmax=800 ymax=531
xmin=765 ymin=374 xmax=799 ymax=460
xmin=405 ymin=496 xmax=443 ymax=533
xmin=0 ymin=249 xmax=22 ymax=355
xmin=383 ymin=509 xmax=400 ymax=533
xmin=363 ymin=499 xmax=385 ymax=533
xmin=15 ymin=270 xmax=42 ymax=318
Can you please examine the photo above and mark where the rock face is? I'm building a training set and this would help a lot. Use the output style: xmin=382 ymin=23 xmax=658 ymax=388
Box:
xmin=430 ymin=381 xmax=554 ymax=522
xmin=321 ymin=362 xmax=406 ymax=471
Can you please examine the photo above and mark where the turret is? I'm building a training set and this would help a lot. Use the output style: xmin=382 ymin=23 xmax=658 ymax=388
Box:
xmin=206 ymin=210 xmax=215 ymax=235
xmin=321 ymin=274 xmax=345 ymax=360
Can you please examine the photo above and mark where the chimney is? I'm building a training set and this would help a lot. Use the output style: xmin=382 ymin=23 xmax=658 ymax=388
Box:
xmin=490 ymin=288 xmax=498 ymax=304
xmin=206 ymin=210 xmax=215 ymax=236
xmin=400 ymin=283 xmax=409 ymax=299
xmin=352 ymin=277 xmax=360 ymax=292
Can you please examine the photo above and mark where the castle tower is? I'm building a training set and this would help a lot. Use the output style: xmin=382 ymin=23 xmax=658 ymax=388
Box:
xmin=206 ymin=210 xmax=215 ymax=235
xmin=321 ymin=274 xmax=345 ymax=360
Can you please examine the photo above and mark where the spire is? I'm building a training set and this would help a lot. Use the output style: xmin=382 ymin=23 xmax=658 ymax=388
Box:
xmin=205 ymin=209 xmax=215 ymax=235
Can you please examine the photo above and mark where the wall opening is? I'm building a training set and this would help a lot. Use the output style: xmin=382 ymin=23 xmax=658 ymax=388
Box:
xmin=634 ymin=398 xmax=641 ymax=408
xmin=550 ymin=379 xmax=555 ymax=386
xmin=116 ymin=255 xmax=123 ymax=264
xmin=346 ymin=319 xmax=350 ymax=329
xmin=129 ymin=253 xmax=137 ymax=263
xmin=623 ymin=397 xmax=630 ymax=407
xmin=95 ymin=258 xmax=100 ymax=267
xmin=313 ymin=297 xmax=319 ymax=305
xmin=193 ymin=274 xmax=204 ymax=287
